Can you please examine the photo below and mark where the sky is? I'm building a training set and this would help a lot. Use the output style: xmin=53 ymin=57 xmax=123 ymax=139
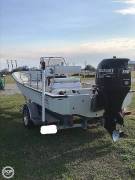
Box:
xmin=0 ymin=0 xmax=135 ymax=69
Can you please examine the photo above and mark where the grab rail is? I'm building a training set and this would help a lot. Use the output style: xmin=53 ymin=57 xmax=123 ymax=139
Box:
xmin=19 ymin=71 xmax=42 ymax=90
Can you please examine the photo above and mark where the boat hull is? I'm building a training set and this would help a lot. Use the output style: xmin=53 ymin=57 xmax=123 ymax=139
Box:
xmin=15 ymin=80 xmax=103 ymax=118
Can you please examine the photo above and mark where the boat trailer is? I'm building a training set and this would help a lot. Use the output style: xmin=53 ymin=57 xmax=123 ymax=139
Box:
xmin=20 ymin=57 xmax=132 ymax=141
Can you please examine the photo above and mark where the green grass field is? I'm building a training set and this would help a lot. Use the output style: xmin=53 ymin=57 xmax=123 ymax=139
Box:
xmin=0 ymin=75 xmax=135 ymax=179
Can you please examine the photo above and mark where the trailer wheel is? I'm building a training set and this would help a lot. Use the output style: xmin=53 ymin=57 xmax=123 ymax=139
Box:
xmin=23 ymin=105 xmax=33 ymax=128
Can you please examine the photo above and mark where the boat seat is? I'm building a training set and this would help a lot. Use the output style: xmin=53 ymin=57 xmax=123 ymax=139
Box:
xmin=49 ymin=77 xmax=81 ymax=91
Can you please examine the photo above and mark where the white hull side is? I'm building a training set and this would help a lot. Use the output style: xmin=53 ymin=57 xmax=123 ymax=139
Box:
xmin=16 ymin=81 xmax=103 ymax=118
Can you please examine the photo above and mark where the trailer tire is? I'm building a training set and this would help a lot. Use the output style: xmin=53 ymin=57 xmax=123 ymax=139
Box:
xmin=23 ymin=105 xmax=33 ymax=128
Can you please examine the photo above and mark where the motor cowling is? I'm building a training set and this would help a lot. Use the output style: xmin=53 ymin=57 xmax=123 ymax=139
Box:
xmin=95 ymin=57 xmax=131 ymax=138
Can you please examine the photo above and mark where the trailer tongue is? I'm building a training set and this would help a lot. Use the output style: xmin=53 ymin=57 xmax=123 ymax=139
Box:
xmin=95 ymin=57 xmax=131 ymax=141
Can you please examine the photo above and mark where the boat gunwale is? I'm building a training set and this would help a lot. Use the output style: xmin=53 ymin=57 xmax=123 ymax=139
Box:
xmin=12 ymin=72 xmax=93 ymax=99
xmin=12 ymin=72 xmax=68 ymax=98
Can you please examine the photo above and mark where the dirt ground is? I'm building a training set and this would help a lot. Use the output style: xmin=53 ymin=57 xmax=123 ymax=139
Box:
xmin=0 ymin=84 xmax=20 ymax=95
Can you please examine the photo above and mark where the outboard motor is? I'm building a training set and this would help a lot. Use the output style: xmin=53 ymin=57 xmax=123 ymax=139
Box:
xmin=96 ymin=57 xmax=131 ymax=141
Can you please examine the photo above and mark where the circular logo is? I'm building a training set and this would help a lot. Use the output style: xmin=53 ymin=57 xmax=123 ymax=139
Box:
xmin=2 ymin=166 xmax=14 ymax=179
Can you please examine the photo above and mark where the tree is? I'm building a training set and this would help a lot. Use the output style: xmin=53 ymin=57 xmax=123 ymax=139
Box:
xmin=84 ymin=64 xmax=96 ymax=72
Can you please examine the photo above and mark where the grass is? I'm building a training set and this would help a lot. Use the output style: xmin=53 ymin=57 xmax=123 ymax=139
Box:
xmin=0 ymin=94 xmax=135 ymax=179
xmin=0 ymin=72 xmax=135 ymax=179
xmin=131 ymin=71 xmax=135 ymax=90
xmin=131 ymin=71 xmax=135 ymax=78
xmin=5 ymin=75 xmax=15 ymax=84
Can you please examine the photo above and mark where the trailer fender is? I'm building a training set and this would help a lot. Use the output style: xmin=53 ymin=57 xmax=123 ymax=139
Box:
xmin=23 ymin=103 xmax=40 ymax=124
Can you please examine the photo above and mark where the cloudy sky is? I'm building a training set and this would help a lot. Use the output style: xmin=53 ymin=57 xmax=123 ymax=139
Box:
xmin=0 ymin=0 xmax=135 ymax=69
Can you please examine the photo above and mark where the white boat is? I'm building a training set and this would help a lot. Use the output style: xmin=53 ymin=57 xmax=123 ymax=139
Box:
xmin=12 ymin=57 xmax=103 ymax=121
xmin=12 ymin=56 xmax=132 ymax=140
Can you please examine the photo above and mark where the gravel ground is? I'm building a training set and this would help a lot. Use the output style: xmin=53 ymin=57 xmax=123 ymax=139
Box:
xmin=132 ymin=78 xmax=135 ymax=83
xmin=0 ymin=84 xmax=20 ymax=95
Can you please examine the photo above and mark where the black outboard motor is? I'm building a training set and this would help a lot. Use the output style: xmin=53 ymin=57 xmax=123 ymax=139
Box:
xmin=96 ymin=57 xmax=131 ymax=141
